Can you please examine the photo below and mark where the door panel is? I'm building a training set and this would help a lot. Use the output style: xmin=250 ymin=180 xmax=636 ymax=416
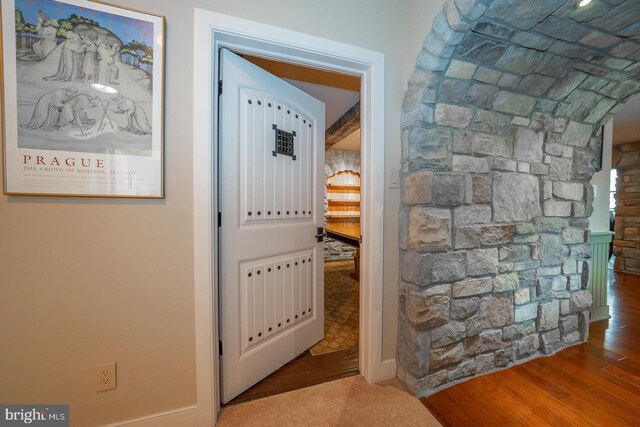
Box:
xmin=219 ymin=49 xmax=325 ymax=403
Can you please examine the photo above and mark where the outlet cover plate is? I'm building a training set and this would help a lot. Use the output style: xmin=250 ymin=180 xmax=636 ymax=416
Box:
xmin=96 ymin=362 xmax=117 ymax=391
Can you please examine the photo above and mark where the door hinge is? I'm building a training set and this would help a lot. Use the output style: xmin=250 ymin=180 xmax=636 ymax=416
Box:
xmin=218 ymin=211 xmax=222 ymax=227
xmin=219 ymin=339 xmax=223 ymax=356
xmin=218 ymin=80 xmax=223 ymax=96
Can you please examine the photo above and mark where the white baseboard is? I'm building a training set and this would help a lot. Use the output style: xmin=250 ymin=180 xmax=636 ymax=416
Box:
xmin=105 ymin=406 xmax=198 ymax=427
xmin=378 ymin=358 xmax=397 ymax=382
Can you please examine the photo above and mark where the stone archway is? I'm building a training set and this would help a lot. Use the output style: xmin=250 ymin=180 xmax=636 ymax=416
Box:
xmin=398 ymin=0 xmax=640 ymax=395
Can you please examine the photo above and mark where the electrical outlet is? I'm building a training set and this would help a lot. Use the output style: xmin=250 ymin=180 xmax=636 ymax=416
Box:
xmin=96 ymin=362 xmax=117 ymax=391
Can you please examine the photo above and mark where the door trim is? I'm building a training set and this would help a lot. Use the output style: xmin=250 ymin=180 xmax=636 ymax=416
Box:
xmin=193 ymin=10 xmax=387 ymax=425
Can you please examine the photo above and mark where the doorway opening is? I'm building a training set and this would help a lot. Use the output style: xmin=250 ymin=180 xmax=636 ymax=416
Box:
xmin=225 ymin=54 xmax=363 ymax=405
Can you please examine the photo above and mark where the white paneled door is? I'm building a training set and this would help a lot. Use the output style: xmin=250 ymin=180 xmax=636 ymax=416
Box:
xmin=219 ymin=49 xmax=325 ymax=403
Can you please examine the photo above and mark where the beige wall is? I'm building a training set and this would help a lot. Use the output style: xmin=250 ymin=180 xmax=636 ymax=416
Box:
xmin=0 ymin=0 xmax=444 ymax=424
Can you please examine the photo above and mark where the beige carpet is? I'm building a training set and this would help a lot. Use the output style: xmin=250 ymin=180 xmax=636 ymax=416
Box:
xmin=218 ymin=375 xmax=442 ymax=427
xmin=310 ymin=260 xmax=360 ymax=355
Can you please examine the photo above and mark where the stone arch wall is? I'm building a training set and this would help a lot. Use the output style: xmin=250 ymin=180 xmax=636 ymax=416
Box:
xmin=398 ymin=0 xmax=640 ymax=395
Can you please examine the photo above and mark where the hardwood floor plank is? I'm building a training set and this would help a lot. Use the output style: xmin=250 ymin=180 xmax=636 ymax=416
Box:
xmin=421 ymin=271 xmax=640 ymax=426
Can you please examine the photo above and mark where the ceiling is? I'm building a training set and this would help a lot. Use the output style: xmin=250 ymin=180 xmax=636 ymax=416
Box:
xmin=329 ymin=128 xmax=361 ymax=152
xmin=614 ymin=93 xmax=640 ymax=145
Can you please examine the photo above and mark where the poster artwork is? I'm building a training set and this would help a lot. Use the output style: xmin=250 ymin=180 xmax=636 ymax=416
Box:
xmin=2 ymin=0 xmax=164 ymax=197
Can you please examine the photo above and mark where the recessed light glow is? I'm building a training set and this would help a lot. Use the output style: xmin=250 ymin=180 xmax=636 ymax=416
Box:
xmin=579 ymin=0 xmax=592 ymax=7
xmin=91 ymin=83 xmax=118 ymax=94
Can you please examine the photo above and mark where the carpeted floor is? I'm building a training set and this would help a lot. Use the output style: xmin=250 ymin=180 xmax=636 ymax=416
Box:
xmin=217 ymin=375 xmax=442 ymax=427
xmin=310 ymin=260 xmax=360 ymax=355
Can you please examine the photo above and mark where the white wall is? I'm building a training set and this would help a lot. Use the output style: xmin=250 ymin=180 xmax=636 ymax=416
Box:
xmin=589 ymin=120 xmax=613 ymax=233
xmin=1 ymin=0 xmax=447 ymax=424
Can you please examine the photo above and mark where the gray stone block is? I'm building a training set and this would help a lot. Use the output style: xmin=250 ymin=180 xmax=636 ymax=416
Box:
xmin=466 ymin=85 xmax=500 ymax=110
xmin=490 ymin=157 xmax=518 ymax=172
xmin=431 ymin=342 xmax=465 ymax=369
xmin=479 ymin=294 xmax=514 ymax=328
xmin=534 ymin=217 xmax=569 ymax=233
xmin=493 ymin=173 xmax=541 ymax=222
xmin=406 ymin=207 xmax=451 ymax=252
xmin=451 ymin=297 xmax=480 ymax=320
xmin=496 ymin=45 xmax=544 ymax=75
xmin=472 ymin=20 xmax=515 ymax=40
xmin=494 ymin=273 xmax=519 ymax=293
xmin=493 ymin=91 xmax=537 ymax=116
xmin=515 ymin=302 xmax=538 ymax=322
xmin=547 ymin=71 xmax=588 ymax=100
xmin=472 ymin=176 xmax=492 ymax=204
xmin=559 ymin=315 xmax=578 ymax=335
xmin=579 ymin=311 xmax=589 ymax=341
xmin=539 ymin=234 xmax=566 ymax=266
xmin=503 ymin=322 xmax=536 ymax=342
xmin=432 ymin=321 xmax=466 ymax=348
xmin=432 ymin=174 xmax=465 ymax=207
xmin=454 ymin=226 xmax=481 ymax=249
xmin=512 ymin=31 xmax=555 ymax=50
xmin=454 ymin=0 xmax=487 ymax=20
xmin=435 ymin=104 xmax=473 ymax=129
xmin=514 ymin=288 xmax=531 ymax=305
xmin=494 ymin=348 xmax=513 ymax=367
xmin=454 ymin=205 xmax=492 ymax=227
xmin=517 ymin=74 xmax=556 ymax=96
xmin=453 ymin=277 xmax=493 ymax=298
xmin=448 ymin=359 xmax=477 ymax=381
xmin=544 ymin=201 xmax=572 ymax=217
xmin=562 ymin=331 xmax=580 ymax=345
xmin=416 ymin=50 xmax=450 ymax=72
xmin=465 ymin=316 xmax=482 ymax=338
xmin=408 ymin=127 xmax=452 ymax=171
xmin=548 ymin=157 xmax=574 ymax=183
xmin=561 ymin=228 xmax=587 ymax=244
xmin=465 ymin=329 xmax=502 ymax=357
xmin=499 ymin=245 xmax=531 ymax=263
xmin=453 ymin=155 xmax=490 ymax=173
xmin=535 ymin=15 xmax=590 ymax=42
xmin=497 ymin=73 xmax=521 ymax=89
xmin=480 ymin=224 xmax=514 ymax=245
xmin=439 ymin=79 xmax=471 ymax=103
xmin=407 ymin=284 xmax=450 ymax=330
xmin=570 ymin=290 xmax=593 ymax=312
xmin=532 ymin=113 xmax=567 ymax=133
xmin=476 ymin=353 xmax=495 ymax=374
xmin=472 ymin=133 xmax=512 ymax=158
xmin=514 ymin=127 xmax=544 ymax=163
xmin=535 ymin=54 xmax=572 ymax=79
xmin=560 ymin=121 xmax=593 ymax=148
xmin=486 ymin=0 xmax=561 ymax=30
xmin=401 ymin=252 xmax=432 ymax=287
xmin=432 ymin=11 xmax=466 ymax=46
xmin=467 ymin=248 xmax=499 ymax=276
xmin=402 ymin=171 xmax=432 ymax=205
xmin=446 ymin=59 xmax=477 ymax=79
xmin=397 ymin=321 xmax=430 ymax=377
xmin=537 ymin=300 xmax=560 ymax=331
xmin=540 ymin=329 xmax=561 ymax=354
xmin=474 ymin=67 xmax=501 ymax=84
xmin=515 ymin=334 xmax=540 ymax=359
xmin=432 ymin=251 xmax=466 ymax=283
xmin=456 ymin=33 xmax=508 ymax=63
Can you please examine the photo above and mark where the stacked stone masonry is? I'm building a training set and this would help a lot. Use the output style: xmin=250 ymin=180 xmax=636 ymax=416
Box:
xmin=399 ymin=0 xmax=639 ymax=395
xmin=612 ymin=141 xmax=640 ymax=274
xmin=324 ymin=150 xmax=360 ymax=260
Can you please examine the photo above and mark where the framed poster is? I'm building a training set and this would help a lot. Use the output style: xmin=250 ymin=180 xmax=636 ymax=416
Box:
xmin=1 ymin=0 xmax=164 ymax=197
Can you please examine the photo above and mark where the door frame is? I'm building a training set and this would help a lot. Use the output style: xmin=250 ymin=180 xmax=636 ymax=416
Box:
xmin=193 ymin=10 xmax=387 ymax=425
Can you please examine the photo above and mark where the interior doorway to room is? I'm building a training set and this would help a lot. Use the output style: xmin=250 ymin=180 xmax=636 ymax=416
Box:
xmin=221 ymin=52 xmax=363 ymax=405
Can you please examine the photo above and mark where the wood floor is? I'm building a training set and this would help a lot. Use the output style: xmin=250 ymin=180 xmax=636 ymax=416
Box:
xmin=227 ymin=348 xmax=359 ymax=405
xmin=422 ymin=270 xmax=640 ymax=426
